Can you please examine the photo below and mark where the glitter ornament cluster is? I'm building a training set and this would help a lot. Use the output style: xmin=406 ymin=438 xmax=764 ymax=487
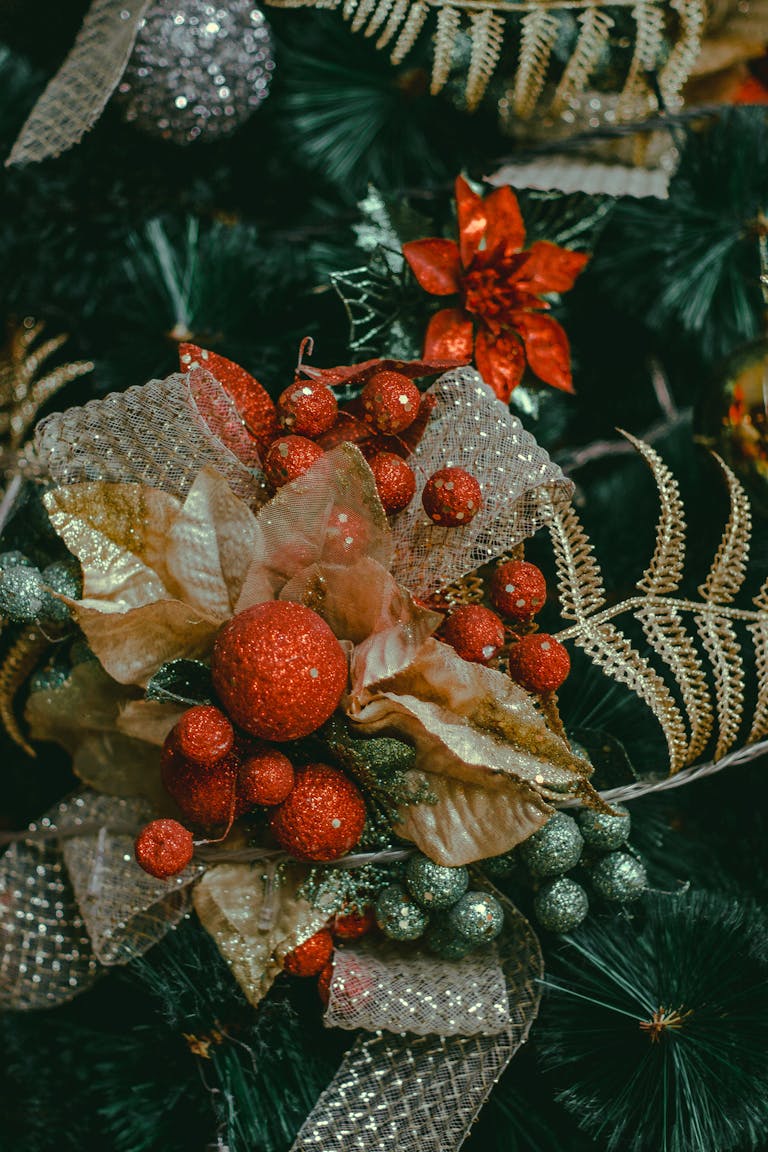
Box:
xmin=117 ymin=1 xmax=275 ymax=144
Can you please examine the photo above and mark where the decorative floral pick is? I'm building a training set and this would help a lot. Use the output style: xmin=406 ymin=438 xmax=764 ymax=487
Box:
xmin=403 ymin=177 xmax=589 ymax=402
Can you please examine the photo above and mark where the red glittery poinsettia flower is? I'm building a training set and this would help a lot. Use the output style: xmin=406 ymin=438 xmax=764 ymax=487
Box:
xmin=402 ymin=177 xmax=590 ymax=402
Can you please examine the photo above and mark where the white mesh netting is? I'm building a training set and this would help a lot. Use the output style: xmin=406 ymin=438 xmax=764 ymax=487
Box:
xmin=33 ymin=367 xmax=269 ymax=507
xmin=389 ymin=369 xmax=573 ymax=597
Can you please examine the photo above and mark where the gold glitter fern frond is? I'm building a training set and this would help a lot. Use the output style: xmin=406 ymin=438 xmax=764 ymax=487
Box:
xmin=0 ymin=626 xmax=52 ymax=756
xmin=0 ymin=318 xmax=93 ymax=453
xmin=550 ymin=436 xmax=766 ymax=774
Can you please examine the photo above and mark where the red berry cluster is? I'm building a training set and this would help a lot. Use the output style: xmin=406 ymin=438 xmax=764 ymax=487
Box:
xmin=282 ymin=902 xmax=375 ymax=1001
xmin=135 ymin=601 xmax=368 ymax=880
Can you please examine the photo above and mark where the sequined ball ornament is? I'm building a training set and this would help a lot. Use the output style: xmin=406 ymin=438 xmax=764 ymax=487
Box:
xmin=270 ymin=763 xmax=366 ymax=861
xmin=424 ymin=919 xmax=475 ymax=959
xmin=508 ymin=633 xmax=570 ymax=693
xmin=236 ymin=743 xmax=295 ymax=809
xmin=405 ymin=853 xmax=469 ymax=909
xmin=422 ymin=466 xmax=482 ymax=527
xmin=361 ymin=371 xmax=421 ymax=434
xmin=577 ymin=803 xmax=631 ymax=851
xmin=277 ymin=379 xmax=338 ymax=438
xmin=519 ymin=812 xmax=583 ymax=877
xmin=117 ymin=1 xmax=275 ymax=145
xmin=263 ymin=435 xmax=324 ymax=489
xmin=135 ymin=819 xmax=195 ymax=879
xmin=490 ymin=560 xmax=547 ymax=621
xmin=439 ymin=604 xmax=505 ymax=665
xmin=283 ymin=928 xmax=334 ymax=976
xmin=590 ymin=851 xmax=647 ymax=903
xmin=369 ymin=452 xmax=416 ymax=514
xmin=332 ymin=905 xmax=375 ymax=941
xmin=212 ymin=602 xmax=348 ymax=741
xmin=447 ymin=891 xmax=504 ymax=944
xmin=375 ymin=884 xmax=429 ymax=940
xmin=534 ymin=877 xmax=589 ymax=933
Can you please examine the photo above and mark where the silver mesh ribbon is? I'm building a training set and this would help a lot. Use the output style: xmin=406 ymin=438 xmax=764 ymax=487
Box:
xmin=389 ymin=368 xmax=573 ymax=598
xmin=291 ymin=895 xmax=542 ymax=1152
xmin=0 ymin=791 xmax=201 ymax=1008
xmin=33 ymin=367 xmax=268 ymax=507
xmin=8 ymin=0 xmax=152 ymax=166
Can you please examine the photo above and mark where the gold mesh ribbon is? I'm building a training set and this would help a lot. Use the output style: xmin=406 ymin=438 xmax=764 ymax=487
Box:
xmin=291 ymin=893 xmax=542 ymax=1152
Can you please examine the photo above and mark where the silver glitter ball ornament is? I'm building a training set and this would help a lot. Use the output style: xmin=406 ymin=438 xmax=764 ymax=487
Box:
xmin=375 ymin=884 xmax=429 ymax=940
xmin=41 ymin=560 xmax=82 ymax=625
xmin=519 ymin=811 xmax=584 ymax=877
xmin=424 ymin=918 xmax=475 ymax=959
xmin=117 ymin=1 xmax=275 ymax=145
xmin=590 ymin=850 xmax=647 ymax=903
xmin=480 ymin=849 xmax=517 ymax=878
xmin=447 ymin=891 xmax=504 ymax=944
xmin=577 ymin=803 xmax=631 ymax=851
xmin=534 ymin=877 xmax=589 ymax=933
xmin=405 ymin=852 xmax=469 ymax=910
xmin=0 ymin=550 xmax=33 ymax=572
xmin=0 ymin=565 xmax=47 ymax=622
xmin=29 ymin=663 xmax=71 ymax=694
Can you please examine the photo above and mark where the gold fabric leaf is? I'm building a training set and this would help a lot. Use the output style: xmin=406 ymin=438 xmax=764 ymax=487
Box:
xmin=117 ymin=699 xmax=188 ymax=747
xmin=72 ymin=732 xmax=167 ymax=808
xmin=25 ymin=660 xmax=137 ymax=754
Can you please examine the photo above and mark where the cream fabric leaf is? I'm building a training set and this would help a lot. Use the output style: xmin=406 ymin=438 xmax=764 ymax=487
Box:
xmin=25 ymin=660 xmax=137 ymax=753
xmin=73 ymin=732 xmax=167 ymax=808
xmin=117 ymin=699 xmax=187 ymax=747
xmin=8 ymin=0 xmax=152 ymax=166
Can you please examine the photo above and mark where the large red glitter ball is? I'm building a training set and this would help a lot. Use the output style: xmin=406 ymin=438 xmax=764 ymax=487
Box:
xmin=283 ymin=928 xmax=334 ymax=977
xmin=174 ymin=705 xmax=234 ymax=768
xmin=439 ymin=604 xmax=505 ymax=664
xmin=321 ymin=506 xmax=370 ymax=564
xmin=317 ymin=959 xmax=334 ymax=1006
xmin=270 ymin=762 xmax=366 ymax=861
xmin=264 ymin=435 xmax=324 ymax=489
xmin=236 ymin=743 xmax=295 ymax=811
xmin=422 ymin=467 xmax=482 ymax=527
xmin=212 ymin=602 xmax=348 ymax=741
xmin=369 ymin=452 xmax=416 ymax=514
xmin=277 ymin=380 xmax=338 ymax=438
xmin=508 ymin=633 xmax=570 ymax=693
xmin=361 ymin=371 xmax=421 ymax=435
xmin=332 ymin=904 xmax=375 ymax=941
xmin=161 ymin=740 xmax=239 ymax=828
xmin=490 ymin=560 xmax=547 ymax=621
xmin=134 ymin=819 xmax=194 ymax=879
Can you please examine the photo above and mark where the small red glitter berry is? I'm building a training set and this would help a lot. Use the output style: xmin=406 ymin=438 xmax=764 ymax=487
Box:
xmin=439 ymin=604 xmax=505 ymax=665
xmin=318 ymin=959 xmax=334 ymax=1005
xmin=321 ymin=506 xmax=370 ymax=564
xmin=236 ymin=743 xmax=295 ymax=811
xmin=134 ymin=819 xmax=194 ymax=879
xmin=369 ymin=452 xmax=416 ymax=514
xmin=264 ymin=435 xmax=324 ymax=489
xmin=332 ymin=904 xmax=375 ymax=941
xmin=508 ymin=633 xmax=570 ymax=693
xmin=283 ymin=928 xmax=334 ymax=977
xmin=160 ymin=741 xmax=239 ymax=828
xmin=361 ymin=371 xmax=420 ymax=435
xmin=490 ymin=560 xmax=547 ymax=621
xmin=270 ymin=762 xmax=366 ymax=861
xmin=212 ymin=601 xmax=348 ymax=742
xmin=174 ymin=705 xmax=234 ymax=768
xmin=422 ymin=467 xmax=482 ymax=527
xmin=277 ymin=380 xmax=338 ymax=438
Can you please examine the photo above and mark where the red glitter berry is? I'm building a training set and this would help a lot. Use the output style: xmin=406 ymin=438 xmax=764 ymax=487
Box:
xmin=508 ymin=633 xmax=570 ymax=693
xmin=422 ymin=467 xmax=482 ymax=527
xmin=236 ymin=743 xmax=295 ymax=811
xmin=318 ymin=959 xmax=334 ymax=1006
xmin=439 ymin=604 xmax=505 ymax=665
xmin=321 ymin=506 xmax=370 ymax=564
xmin=332 ymin=904 xmax=375 ymax=941
xmin=283 ymin=928 xmax=334 ymax=977
xmin=174 ymin=705 xmax=234 ymax=768
xmin=270 ymin=762 xmax=366 ymax=861
xmin=361 ymin=371 xmax=421 ymax=435
xmin=277 ymin=380 xmax=338 ymax=438
xmin=212 ymin=602 xmax=348 ymax=742
xmin=264 ymin=435 xmax=324 ymax=489
xmin=369 ymin=452 xmax=416 ymax=514
xmin=134 ymin=819 xmax=194 ymax=879
xmin=161 ymin=740 xmax=239 ymax=828
xmin=490 ymin=560 xmax=547 ymax=621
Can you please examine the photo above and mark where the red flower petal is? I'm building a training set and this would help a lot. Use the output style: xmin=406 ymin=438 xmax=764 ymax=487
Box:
xmin=474 ymin=326 xmax=526 ymax=403
xmin=456 ymin=176 xmax=488 ymax=267
xmin=403 ymin=238 xmax=463 ymax=295
xmin=484 ymin=185 xmax=526 ymax=256
xmin=424 ymin=308 xmax=475 ymax=361
xmin=179 ymin=343 xmax=278 ymax=454
xmin=515 ymin=241 xmax=590 ymax=296
xmin=512 ymin=311 xmax=575 ymax=394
